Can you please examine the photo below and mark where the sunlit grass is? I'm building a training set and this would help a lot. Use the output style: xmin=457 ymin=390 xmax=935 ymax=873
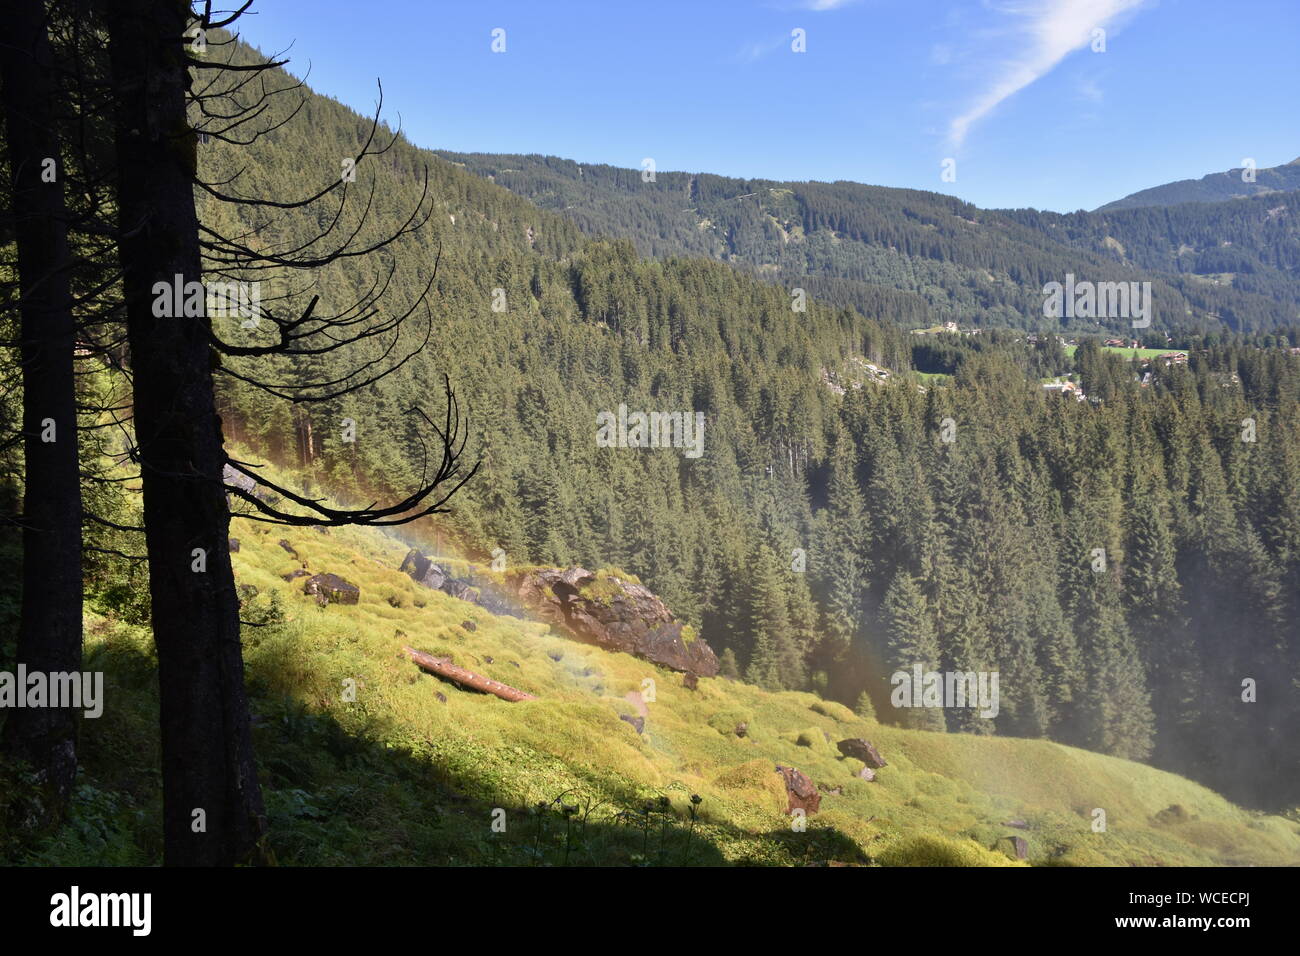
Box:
xmin=8 ymin=448 xmax=1297 ymax=866
xmin=213 ymin=480 xmax=1300 ymax=865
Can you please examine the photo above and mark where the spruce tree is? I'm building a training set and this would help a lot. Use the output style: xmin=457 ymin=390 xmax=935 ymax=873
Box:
xmin=881 ymin=572 xmax=945 ymax=731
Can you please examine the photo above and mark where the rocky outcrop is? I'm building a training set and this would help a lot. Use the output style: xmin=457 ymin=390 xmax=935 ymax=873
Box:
xmin=837 ymin=738 xmax=887 ymax=768
xmin=399 ymin=549 xmax=447 ymax=589
xmin=303 ymin=573 xmax=359 ymax=606
xmin=222 ymin=463 xmax=256 ymax=497
xmin=398 ymin=550 xmax=517 ymax=616
xmin=397 ymin=552 xmax=719 ymax=678
xmin=775 ymin=765 xmax=821 ymax=815
xmin=508 ymin=567 xmax=719 ymax=678
xmin=223 ymin=464 xmax=281 ymax=508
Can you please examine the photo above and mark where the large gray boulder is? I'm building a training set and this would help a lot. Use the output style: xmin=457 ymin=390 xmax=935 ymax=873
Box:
xmin=837 ymin=738 xmax=887 ymax=768
xmin=775 ymin=765 xmax=821 ymax=815
xmin=399 ymin=549 xmax=447 ymax=589
xmin=398 ymin=550 xmax=517 ymax=616
xmin=222 ymin=463 xmax=257 ymax=496
xmin=398 ymin=552 xmax=720 ymax=679
xmin=303 ymin=573 xmax=359 ymax=607
xmin=508 ymin=567 xmax=719 ymax=678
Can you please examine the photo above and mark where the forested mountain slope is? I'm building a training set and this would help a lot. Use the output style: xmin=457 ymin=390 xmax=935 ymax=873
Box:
xmin=433 ymin=150 xmax=1300 ymax=333
xmin=1097 ymin=157 xmax=1300 ymax=211
xmin=1003 ymin=191 xmax=1300 ymax=325
xmin=188 ymin=37 xmax=1300 ymax=814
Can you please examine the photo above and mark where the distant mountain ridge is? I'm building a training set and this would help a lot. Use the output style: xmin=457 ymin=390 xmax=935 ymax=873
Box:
xmin=1097 ymin=156 xmax=1300 ymax=212
xmin=435 ymin=150 xmax=1300 ymax=333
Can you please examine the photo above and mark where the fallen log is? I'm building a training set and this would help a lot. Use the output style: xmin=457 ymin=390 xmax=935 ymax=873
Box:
xmin=403 ymin=646 xmax=536 ymax=702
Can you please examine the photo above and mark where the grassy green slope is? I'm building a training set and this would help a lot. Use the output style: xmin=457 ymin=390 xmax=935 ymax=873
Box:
xmin=225 ymin=507 xmax=1300 ymax=866
xmin=31 ymin=454 xmax=1295 ymax=868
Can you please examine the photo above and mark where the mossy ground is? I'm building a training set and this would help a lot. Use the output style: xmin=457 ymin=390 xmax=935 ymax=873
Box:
xmin=3 ymin=457 xmax=1298 ymax=867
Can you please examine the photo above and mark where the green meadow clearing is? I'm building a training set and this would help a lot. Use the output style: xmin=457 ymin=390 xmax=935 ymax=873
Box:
xmin=1064 ymin=345 xmax=1179 ymax=361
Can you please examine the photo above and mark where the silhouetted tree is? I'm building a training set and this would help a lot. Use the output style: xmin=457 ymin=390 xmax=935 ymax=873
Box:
xmin=0 ymin=0 xmax=84 ymax=813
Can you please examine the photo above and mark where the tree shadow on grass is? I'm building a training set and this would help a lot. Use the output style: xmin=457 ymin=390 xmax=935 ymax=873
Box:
xmin=5 ymin=634 xmax=868 ymax=866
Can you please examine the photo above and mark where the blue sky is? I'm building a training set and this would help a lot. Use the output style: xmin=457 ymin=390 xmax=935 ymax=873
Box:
xmin=230 ymin=0 xmax=1299 ymax=212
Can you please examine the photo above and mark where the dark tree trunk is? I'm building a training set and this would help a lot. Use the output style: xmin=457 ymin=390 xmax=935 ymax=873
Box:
xmin=104 ymin=0 xmax=266 ymax=865
xmin=292 ymin=404 xmax=315 ymax=469
xmin=0 ymin=0 xmax=84 ymax=809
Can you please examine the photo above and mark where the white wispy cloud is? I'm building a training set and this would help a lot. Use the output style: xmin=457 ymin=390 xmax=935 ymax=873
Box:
xmin=947 ymin=0 xmax=1147 ymax=148
xmin=734 ymin=35 xmax=789 ymax=63
xmin=766 ymin=0 xmax=865 ymax=16
xmin=1077 ymin=75 xmax=1104 ymax=103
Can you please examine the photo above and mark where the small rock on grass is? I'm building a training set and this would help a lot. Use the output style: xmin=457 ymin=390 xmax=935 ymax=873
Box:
xmin=620 ymin=714 xmax=645 ymax=735
xmin=837 ymin=738 xmax=887 ymax=768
